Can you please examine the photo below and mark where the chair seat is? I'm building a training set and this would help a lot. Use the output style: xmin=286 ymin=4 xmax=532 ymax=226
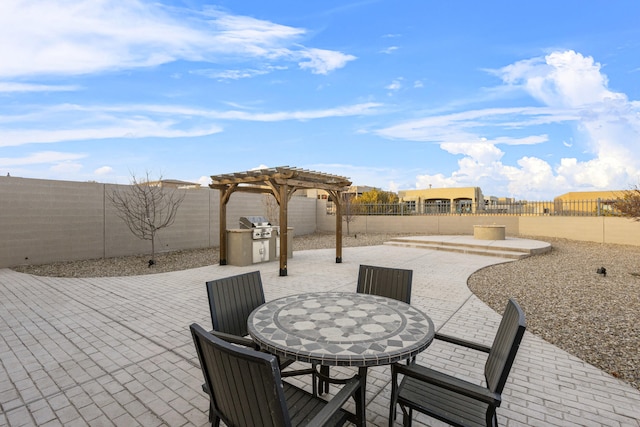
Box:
xmin=284 ymin=381 xmax=351 ymax=427
xmin=397 ymin=376 xmax=489 ymax=427
xmin=390 ymin=299 xmax=526 ymax=427
xmin=191 ymin=323 xmax=363 ymax=427
xmin=202 ymin=380 xmax=352 ymax=426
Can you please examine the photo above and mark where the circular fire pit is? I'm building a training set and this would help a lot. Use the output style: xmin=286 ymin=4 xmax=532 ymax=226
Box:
xmin=473 ymin=225 xmax=506 ymax=240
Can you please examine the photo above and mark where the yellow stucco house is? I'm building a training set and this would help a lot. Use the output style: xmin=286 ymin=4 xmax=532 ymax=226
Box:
xmin=554 ymin=190 xmax=622 ymax=215
xmin=398 ymin=187 xmax=484 ymax=214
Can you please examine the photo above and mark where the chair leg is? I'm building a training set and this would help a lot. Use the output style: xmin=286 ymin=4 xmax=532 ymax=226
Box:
xmin=209 ymin=402 xmax=220 ymax=426
xmin=311 ymin=366 xmax=318 ymax=397
xmin=316 ymin=364 xmax=323 ymax=395
xmin=388 ymin=406 xmax=395 ymax=427
xmin=318 ymin=365 xmax=330 ymax=394
xmin=323 ymin=365 xmax=330 ymax=393
xmin=388 ymin=377 xmax=397 ymax=426
xmin=356 ymin=367 xmax=367 ymax=427
xmin=405 ymin=408 xmax=412 ymax=427
xmin=398 ymin=404 xmax=412 ymax=427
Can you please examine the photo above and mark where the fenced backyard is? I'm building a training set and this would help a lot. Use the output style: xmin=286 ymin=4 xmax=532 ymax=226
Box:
xmin=2 ymin=175 xmax=638 ymax=267
xmin=329 ymin=198 xmax=622 ymax=216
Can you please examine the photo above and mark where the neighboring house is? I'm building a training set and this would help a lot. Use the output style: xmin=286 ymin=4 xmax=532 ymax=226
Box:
xmin=554 ymin=190 xmax=622 ymax=215
xmin=398 ymin=187 xmax=484 ymax=214
xmin=297 ymin=183 xmax=625 ymax=217
xmin=300 ymin=185 xmax=375 ymax=200
xmin=146 ymin=179 xmax=202 ymax=189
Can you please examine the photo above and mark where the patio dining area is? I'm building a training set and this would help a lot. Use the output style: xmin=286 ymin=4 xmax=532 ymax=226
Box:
xmin=1 ymin=238 xmax=639 ymax=426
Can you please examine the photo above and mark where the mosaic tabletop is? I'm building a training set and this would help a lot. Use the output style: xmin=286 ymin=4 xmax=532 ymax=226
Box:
xmin=248 ymin=292 xmax=435 ymax=367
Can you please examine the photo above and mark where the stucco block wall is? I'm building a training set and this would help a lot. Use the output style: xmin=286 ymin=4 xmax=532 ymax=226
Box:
xmin=3 ymin=177 xmax=638 ymax=268
xmin=317 ymin=201 xmax=638 ymax=246
xmin=316 ymin=203 xmax=520 ymax=236
xmin=1 ymin=178 xmax=106 ymax=265
xmin=602 ymin=217 xmax=640 ymax=245
xmin=0 ymin=177 xmax=316 ymax=267
xmin=102 ymin=186 xmax=215 ymax=258
xmin=519 ymin=216 xmax=640 ymax=245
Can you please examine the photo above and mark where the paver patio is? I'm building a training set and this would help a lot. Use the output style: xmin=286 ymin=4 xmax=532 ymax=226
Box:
xmin=1 ymin=238 xmax=639 ymax=426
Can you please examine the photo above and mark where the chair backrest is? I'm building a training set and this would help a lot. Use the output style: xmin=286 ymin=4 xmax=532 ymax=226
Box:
xmin=206 ymin=271 xmax=265 ymax=337
xmin=356 ymin=264 xmax=413 ymax=304
xmin=484 ymin=299 xmax=527 ymax=394
xmin=190 ymin=323 xmax=291 ymax=427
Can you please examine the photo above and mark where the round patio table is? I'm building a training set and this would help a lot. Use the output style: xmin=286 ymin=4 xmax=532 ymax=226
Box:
xmin=248 ymin=291 xmax=434 ymax=366
xmin=248 ymin=292 xmax=434 ymax=426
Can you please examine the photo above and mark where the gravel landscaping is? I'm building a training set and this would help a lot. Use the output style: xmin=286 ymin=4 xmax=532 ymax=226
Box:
xmin=468 ymin=236 xmax=640 ymax=392
xmin=12 ymin=232 xmax=640 ymax=391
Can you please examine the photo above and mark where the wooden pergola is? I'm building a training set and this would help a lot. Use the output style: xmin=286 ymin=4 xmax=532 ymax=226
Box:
xmin=209 ymin=166 xmax=352 ymax=276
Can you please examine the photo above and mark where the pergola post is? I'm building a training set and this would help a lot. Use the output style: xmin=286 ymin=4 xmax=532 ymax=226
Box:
xmin=217 ymin=183 xmax=237 ymax=266
xmin=219 ymin=190 xmax=227 ymax=265
xmin=329 ymin=191 xmax=343 ymax=263
xmin=279 ymin=183 xmax=288 ymax=276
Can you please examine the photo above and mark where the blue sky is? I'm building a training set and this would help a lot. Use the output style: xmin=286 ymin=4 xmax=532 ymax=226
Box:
xmin=1 ymin=0 xmax=639 ymax=200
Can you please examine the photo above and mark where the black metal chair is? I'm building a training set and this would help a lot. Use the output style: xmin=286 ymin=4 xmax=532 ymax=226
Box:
xmin=206 ymin=271 xmax=266 ymax=348
xmin=205 ymin=271 xmax=315 ymax=385
xmin=318 ymin=264 xmax=413 ymax=395
xmin=388 ymin=299 xmax=526 ymax=427
xmin=357 ymin=264 xmax=413 ymax=304
xmin=190 ymin=323 xmax=365 ymax=427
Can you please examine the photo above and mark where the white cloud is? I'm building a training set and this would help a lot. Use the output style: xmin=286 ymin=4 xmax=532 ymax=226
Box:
xmin=51 ymin=161 xmax=83 ymax=174
xmin=0 ymin=121 xmax=223 ymax=147
xmin=297 ymin=48 xmax=356 ymax=75
xmin=0 ymin=82 xmax=80 ymax=93
xmin=0 ymin=101 xmax=382 ymax=147
xmin=95 ymin=166 xmax=113 ymax=175
xmin=197 ymin=175 xmax=212 ymax=187
xmin=440 ymin=142 xmax=504 ymax=165
xmin=380 ymin=46 xmax=399 ymax=54
xmin=192 ymin=65 xmax=287 ymax=80
xmin=0 ymin=1 xmax=354 ymax=78
xmin=415 ymin=173 xmax=458 ymax=189
xmin=308 ymin=163 xmax=415 ymax=190
xmin=386 ymin=79 xmax=402 ymax=92
xmin=109 ymin=102 xmax=381 ymax=121
xmin=0 ymin=151 xmax=86 ymax=166
xmin=375 ymin=106 xmax=564 ymax=144
xmin=497 ymin=50 xmax=625 ymax=108
xmin=376 ymin=50 xmax=640 ymax=199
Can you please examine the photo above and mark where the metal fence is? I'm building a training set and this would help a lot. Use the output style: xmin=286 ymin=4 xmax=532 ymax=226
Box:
xmin=328 ymin=199 xmax=622 ymax=217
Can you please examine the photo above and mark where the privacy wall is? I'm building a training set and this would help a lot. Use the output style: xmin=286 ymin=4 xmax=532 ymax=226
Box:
xmin=3 ymin=176 xmax=639 ymax=268
xmin=0 ymin=176 xmax=316 ymax=268
xmin=316 ymin=202 xmax=640 ymax=246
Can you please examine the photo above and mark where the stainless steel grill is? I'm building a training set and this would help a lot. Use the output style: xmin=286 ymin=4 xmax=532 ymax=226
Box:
xmin=239 ymin=216 xmax=273 ymax=239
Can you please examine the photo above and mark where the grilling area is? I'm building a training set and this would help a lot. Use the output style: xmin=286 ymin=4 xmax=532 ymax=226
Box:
xmin=210 ymin=166 xmax=352 ymax=276
xmin=225 ymin=216 xmax=294 ymax=266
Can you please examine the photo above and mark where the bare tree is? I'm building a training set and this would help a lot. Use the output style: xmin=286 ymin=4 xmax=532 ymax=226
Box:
xmin=615 ymin=185 xmax=640 ymax=220
xmin=262 ymin=194 xmax=279 ymax=225
xmin=107 ymin=172 xmax=186 ymax=265
xmin=342 ymin=194 xmax=358 ymax=236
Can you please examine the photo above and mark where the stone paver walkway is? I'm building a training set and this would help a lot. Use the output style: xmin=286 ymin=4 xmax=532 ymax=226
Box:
xmin=1 ymin=237 xmax=639 ymax=426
